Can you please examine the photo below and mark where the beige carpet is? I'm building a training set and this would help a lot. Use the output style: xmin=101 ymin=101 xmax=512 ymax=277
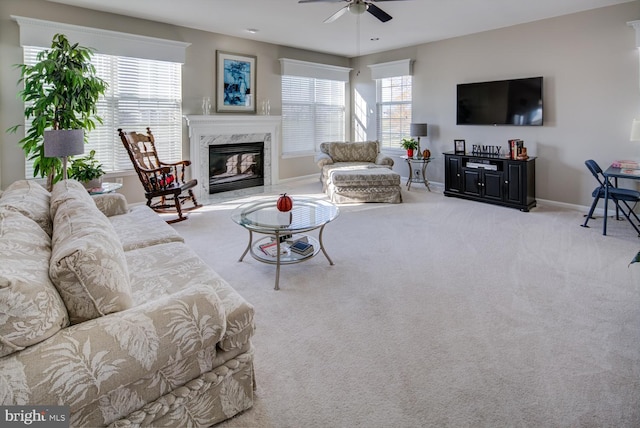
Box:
xmin=172 ymin=180 xmax=640 ymax=428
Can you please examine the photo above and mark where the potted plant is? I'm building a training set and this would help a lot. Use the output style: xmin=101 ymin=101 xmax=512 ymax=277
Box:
xmin=401 ymin=137 xmax=419 ymax=158
xmin=7 ymin=33 xmax=108 ymax=190
xmin=69 ymin=150 xmax=105 ymax=189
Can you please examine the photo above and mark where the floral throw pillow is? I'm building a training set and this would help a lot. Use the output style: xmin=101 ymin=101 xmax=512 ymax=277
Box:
xmin=0 ymin=208 xmax=68 ymax=357
xmin=49 ymin=187 xmax=133 ymax=324
xmin=0 ymin=180 xmax=52 ymax=236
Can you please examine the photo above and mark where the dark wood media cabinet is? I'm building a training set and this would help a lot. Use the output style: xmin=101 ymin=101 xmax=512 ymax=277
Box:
xmin=443 ymin=151 xmax=536 ymax=211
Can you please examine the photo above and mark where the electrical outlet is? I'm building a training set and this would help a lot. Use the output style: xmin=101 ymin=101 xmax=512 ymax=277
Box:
xmin=115 ymin=177 xmax=123 ymax=185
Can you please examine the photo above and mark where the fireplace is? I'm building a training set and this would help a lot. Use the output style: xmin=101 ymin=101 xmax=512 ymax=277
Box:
xmin=185 ymin=115 xmax=281 ymax=201
xmin=209 ymin=142 xmax=264 ymax=193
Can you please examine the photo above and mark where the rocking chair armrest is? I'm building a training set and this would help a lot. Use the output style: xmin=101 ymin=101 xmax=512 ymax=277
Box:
xmin=138 ymin=165 xmax=172 ymax=174
xmin=159 ymin=160 xmax=191 ymax=168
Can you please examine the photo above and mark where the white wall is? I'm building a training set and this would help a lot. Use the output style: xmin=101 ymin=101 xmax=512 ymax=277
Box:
xmin=352 ymin=1 xmax=640 ymax=207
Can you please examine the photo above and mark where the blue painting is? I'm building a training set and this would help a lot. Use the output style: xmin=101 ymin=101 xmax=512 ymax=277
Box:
xmin=223 ymin=59 xmax=251 ymax=106
xmin=217 ymin=51 xmax=256 ymax=113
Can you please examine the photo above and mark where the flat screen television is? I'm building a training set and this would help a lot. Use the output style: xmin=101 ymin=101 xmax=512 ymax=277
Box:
xmin=456 ymin=77 xmax=543 ymax=126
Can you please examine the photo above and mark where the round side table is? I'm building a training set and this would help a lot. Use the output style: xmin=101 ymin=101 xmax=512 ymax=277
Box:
xmin=402 ymin=156 xmax=431 ymax=191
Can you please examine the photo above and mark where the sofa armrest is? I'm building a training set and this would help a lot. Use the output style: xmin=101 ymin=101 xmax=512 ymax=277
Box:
xmin=1 ymin=285 xmax=226 ymax=419
xmin=375 ymin=153 xmax=394 ymax=167
xmin=315 ymin=153 xmax=334 ymax=168
xmin=92 ymin=193 xmax=129 ymax=217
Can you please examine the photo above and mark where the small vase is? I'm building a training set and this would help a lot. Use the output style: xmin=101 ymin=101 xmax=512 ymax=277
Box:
xmin=202 ymin=97 xmax=211 ymax=115
xmin=407 ymin=149 xmax=414 ymax=158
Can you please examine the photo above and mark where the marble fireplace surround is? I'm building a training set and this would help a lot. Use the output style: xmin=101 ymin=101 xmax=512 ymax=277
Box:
xmin=185 ymin=115 xmax=281 ymax=201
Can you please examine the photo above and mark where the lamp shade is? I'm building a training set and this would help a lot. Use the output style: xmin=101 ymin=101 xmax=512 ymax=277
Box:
xmin=44 ymin=129 xmax=85 ymax=158
xmin=410 ymin=123 xmax=428 ymax=137
xmin=631 ymin=119 xmax=640 ymax=142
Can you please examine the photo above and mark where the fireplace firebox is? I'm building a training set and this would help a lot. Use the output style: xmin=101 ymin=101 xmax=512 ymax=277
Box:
xmin=209 ymin=142 xmax=264 ymax=194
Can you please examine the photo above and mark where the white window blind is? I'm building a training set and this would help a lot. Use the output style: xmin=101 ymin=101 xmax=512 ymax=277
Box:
xmin=376 ymin=75 xmax=412 ymax=149
xmin=282 ymin=76 xmax=346 ymax=155
xmin=23 ymin=46 xmax=182 ymax=177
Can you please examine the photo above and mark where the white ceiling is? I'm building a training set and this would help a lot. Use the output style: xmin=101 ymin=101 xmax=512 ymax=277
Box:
xmin=48 ymin=0 xmax=635 ymax=57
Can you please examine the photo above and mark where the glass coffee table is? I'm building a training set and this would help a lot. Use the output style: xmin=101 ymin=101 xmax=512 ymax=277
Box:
xmin=231 ymin=197 xmax=339 ymax=290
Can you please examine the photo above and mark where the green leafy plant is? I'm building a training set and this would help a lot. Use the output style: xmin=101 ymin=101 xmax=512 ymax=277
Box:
xmin=401 ymin=137 xmax=418 ymax=150
xmin=69 ymin=150 xmax=104 ymax=182
xmin=6 ymin=33 xmax=107 ymax=189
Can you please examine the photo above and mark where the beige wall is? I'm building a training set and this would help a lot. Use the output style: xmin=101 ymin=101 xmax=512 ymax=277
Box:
xmin=352 ymin=1 xmax=640 ymax=206
xmin=2 ymin=0 xmax=640 ymax=207
xmin=0 ymin=0 xmax=349 ymax=203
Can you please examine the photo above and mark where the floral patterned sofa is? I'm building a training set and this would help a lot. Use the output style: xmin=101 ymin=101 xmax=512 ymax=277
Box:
xmin=0 ymin=179 xmax=255 ymax=427
xmin=315 ymin=141 xmax=402 ymax=204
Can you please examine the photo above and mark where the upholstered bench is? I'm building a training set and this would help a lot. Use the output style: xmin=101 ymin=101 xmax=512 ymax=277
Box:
xmin=325 ymin=165 xmax=402 ymax=204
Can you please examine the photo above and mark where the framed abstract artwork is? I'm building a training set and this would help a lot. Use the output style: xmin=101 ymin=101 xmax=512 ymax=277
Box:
xmin=216 ymin=51 xmax=256 ymax=113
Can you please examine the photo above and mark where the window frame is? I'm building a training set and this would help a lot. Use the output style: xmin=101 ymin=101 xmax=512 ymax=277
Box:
xmin=21 ymin=47 xmax=183 ymax=177
xmin=376 ymin=75 xmax=413 ymax=151
xmin=13 ymin=16 xmax=189 ymax=179
xmin=281 ymin=75 xmax=347 ymax=157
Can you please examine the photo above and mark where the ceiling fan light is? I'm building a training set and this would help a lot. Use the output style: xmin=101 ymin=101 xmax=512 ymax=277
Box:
xmin=348 ymin=3 xmax=367 ymax=15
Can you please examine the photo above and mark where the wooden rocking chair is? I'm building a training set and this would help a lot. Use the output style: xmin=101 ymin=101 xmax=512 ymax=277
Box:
xmin=118 ymin=128 xmax=201 ymax=223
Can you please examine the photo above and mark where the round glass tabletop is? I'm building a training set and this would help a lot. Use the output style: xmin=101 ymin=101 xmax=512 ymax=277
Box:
xmin=231 ymin=197 xmax=339 ymax=233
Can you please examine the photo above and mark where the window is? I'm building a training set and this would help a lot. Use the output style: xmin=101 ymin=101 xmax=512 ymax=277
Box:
xmin=376 ymin=75 xmax=412 ymax=150
xmin=279 ymin=58 xmax=350 ymax=156
xmin=23 ymin=47 xmax=183 ymax=177
xmin=281 ymin=76 xmax=346 ymax=156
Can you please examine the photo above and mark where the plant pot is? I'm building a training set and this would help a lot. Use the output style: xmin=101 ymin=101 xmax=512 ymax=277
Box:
xmin=83 ymin=177 xmax=103 ymax=190
xmin=407 ymin=149 xmax=414 ymax=158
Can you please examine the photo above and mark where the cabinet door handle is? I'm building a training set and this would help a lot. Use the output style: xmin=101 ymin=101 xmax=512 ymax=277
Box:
xmin=504 ymin=180 xmax=509 ymax=184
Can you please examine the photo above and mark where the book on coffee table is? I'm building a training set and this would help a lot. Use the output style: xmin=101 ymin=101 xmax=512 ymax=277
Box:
xmin=290 ymin=240 xmax=314 ymax=256
xmin=259 ymin=241 xmax=287 ymax=257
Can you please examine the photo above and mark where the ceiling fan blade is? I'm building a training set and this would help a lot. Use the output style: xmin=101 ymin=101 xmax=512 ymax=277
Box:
xmin=367 ymin=3 xmax=393 ymax=22
xmin=324 ymin=6 xmax=348 ymax=23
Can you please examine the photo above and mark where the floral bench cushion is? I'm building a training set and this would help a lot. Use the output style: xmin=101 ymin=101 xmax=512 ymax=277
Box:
xmin=328 ymin=165 xmax=400 ymax=187
xmin=109 ymin=205 xmax=185 ymax=251
xmin=126 ymin=241 xmax=255 ymax=352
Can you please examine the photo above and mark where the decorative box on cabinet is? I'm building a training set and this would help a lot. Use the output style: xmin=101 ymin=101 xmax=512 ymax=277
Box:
xmin=443 ymin=151 xmax=536 ymax=211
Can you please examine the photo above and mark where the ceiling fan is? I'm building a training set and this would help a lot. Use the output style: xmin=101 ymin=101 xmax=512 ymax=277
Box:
xmin=298 ymin=0 xmax=408 ymax=24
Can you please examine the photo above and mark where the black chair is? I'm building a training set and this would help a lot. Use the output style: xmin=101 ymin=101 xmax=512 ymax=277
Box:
xmin=581 ymin=159 xmax=640 ymax=236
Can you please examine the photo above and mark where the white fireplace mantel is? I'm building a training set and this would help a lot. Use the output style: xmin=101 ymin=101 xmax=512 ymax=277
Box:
xmin=184 ymin=115 xmax=282 ymax=200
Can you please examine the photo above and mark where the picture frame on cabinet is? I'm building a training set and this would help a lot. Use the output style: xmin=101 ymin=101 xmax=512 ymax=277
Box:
xmin=454 ymin=139 xmax=466 ymax=154
xmin=216 ymin=51 xmax=256 ymax=113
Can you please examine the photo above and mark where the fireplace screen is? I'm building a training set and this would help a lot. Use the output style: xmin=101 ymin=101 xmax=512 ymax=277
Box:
xmin=209 ymin=142 xmax=264 ymax=193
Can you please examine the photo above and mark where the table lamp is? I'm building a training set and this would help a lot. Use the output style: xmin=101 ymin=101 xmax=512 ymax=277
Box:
xmin=410 ymin=123 xmax=428 ymax=158
xmin=44 ymin=129 xmax=85 ymax=180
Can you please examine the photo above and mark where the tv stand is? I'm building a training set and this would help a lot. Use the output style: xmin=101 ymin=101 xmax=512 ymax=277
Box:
xmin=443 ymin=151 xmax=536 ymax=211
